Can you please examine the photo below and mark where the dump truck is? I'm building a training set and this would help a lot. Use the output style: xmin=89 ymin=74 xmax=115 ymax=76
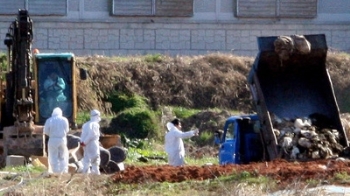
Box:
xmin=1 ymin=9 xmax=86 ymax=158
xmin=218 ymin=34 xmax=349 ymax=165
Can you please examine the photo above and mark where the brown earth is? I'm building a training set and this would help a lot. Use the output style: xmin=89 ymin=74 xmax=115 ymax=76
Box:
xmin=2 ymin=159 xmax=349 ymax=195
xmin=112 ymin=159 xmax=350 ymax=188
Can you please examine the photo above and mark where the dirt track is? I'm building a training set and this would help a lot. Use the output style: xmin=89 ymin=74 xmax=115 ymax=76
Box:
xmin=111 ymin=159 xmax=350 ymax=188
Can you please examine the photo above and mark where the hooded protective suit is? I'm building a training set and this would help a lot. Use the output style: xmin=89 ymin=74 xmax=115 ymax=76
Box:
xmin=80 ymin=109 xmax=101 ymax=174
xmin=43 ymin=73 xmax=66 ymax=114
xmin=164 ymin=122 xmax=197 ymax=166
xmin=43 ymin=107 xmax=69 ymax=173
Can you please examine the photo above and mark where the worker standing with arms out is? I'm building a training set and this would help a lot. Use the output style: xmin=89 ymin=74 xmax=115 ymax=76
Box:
xmin=164 ymin=118 xmax=199 ymax=166
xmin=43 ymin=107 xmax=69 ymax=173
xmin=80 ymin=109 xmax=101 ymax=175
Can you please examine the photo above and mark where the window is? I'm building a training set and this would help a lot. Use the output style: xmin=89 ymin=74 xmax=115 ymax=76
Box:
xmin=235 ymin=0 xmax=318 ymax=18
xmin=112 ymin=0 xmax=193 ymax=17
xmin=0 ymin=0 xmax=67 ymax=16
xmin=225 ymin=123 xmax=235 ymax=140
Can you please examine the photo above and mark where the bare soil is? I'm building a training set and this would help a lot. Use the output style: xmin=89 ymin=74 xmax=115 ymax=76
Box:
xmin=2 ymin=159 xmax=349 ymax=195
xmin=111 ymin=159 xmax=350 ymax=188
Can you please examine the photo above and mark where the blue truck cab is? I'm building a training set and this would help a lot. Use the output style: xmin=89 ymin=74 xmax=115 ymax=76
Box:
xmin=218 ymin=114 xmax=264 ymax=165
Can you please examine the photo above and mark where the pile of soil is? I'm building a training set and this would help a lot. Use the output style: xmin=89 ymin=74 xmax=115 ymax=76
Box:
xmin=75 ymin=54 xmax=255 ymax=114
xmin=112 ymin=159 xmax=350 ymax=188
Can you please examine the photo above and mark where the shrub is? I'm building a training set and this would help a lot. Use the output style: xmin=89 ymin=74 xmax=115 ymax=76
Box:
xmin=76 ymin=111 xmax=90 ymax=126
xmin=105 ymin=107 xmax=161 ymax=140
xmin=108 ymin=92 xmax=149 ymax=113
xmin=195 ymin=131 xmax=214 ymax=146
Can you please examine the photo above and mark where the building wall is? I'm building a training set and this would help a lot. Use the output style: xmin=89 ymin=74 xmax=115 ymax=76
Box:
xmin=0 ymin=0 xmax=349 ymax=57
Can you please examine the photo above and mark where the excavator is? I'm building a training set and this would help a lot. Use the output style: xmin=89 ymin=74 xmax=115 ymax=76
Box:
xmin=1 ymin=9 xmax=86 ymax=158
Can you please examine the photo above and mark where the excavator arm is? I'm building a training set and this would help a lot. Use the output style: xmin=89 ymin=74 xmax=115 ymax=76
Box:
xmin=3 ymin=9 xmax=35 ymax=133
xmin=1 ymin=9 xmax=83 ymax=158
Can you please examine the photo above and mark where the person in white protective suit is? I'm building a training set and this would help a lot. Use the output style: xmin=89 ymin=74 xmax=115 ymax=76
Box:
xmin=164 ymin=118 xmax=199 ymax=166
xmin=43 ymin=107 xmax=69 ymax=173
xmin=80 ymin=109 xmax=101 ymax=174
xmin=43 ymin=71 xmax=66 ymax=115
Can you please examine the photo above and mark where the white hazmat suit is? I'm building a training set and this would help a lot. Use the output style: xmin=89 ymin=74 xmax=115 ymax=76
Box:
xmin=43 ymin=107 xmax=69 ymax=173
xmin=80 ymin=109 xmax=101 ymax=174
xmin=164 ymin=122 xmax=198 ymax=166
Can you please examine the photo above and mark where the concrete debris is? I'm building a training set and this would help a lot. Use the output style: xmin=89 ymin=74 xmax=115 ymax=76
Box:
xmin=272 ymin=114 xmax=346 ymax=160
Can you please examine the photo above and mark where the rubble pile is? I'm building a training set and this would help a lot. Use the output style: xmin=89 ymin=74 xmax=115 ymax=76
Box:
xmin=274 ymin=34 xmax=311 ymax=61
xmin=271 ymin=114 xmax=345 ymax=160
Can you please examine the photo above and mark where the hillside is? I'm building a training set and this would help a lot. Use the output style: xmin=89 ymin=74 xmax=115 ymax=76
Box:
xmin=75 ymin=53 xmax=254 ymax=114
xmin=75 ymin=52 xmax=350 ymax=138
xmin=76 ymin=52 xmax=350 ymax=114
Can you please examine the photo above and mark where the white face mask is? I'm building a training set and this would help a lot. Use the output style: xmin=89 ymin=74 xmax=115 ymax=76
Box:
xmin=91 ymin=116 xmax=101 ymax=122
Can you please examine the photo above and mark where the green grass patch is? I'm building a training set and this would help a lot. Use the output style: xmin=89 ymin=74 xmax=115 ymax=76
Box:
xmin=1 ymin=164 xmax=46 ymax=174
xmin=76 ymin=111 xmax=90 ymax=126
xmin=144 ymin=53 xmax=163 ymax=63
xmin=186 ymin=156 xmax=218 ymax=166
xmin=197 ymin=131 xmax=214 ymax=146
xmin=305 ymin=178 xmax=319 ymax=187
xmin=333 ymin=172 xmax=350 ymax=184
xmin=173 ymin=107 xmax=201 ymax=119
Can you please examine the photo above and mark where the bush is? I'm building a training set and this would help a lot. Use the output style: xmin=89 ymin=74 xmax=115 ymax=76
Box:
xmin=108 ymin=92 xmax=149 ymax=113
xmin=76 ymin=111 xmax=90 ymax=126
xmin=105 ymin=107 xmax=161 ymax=140
xmin=193 ymin=131 xmax=214 ymax=146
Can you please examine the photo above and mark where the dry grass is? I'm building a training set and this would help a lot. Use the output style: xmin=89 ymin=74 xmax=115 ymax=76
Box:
xmin=326 ymin=52 xmax=350 ymax=112
xmin=0 ymin=172 xmax=111 ymax=196
xmin=76 ymin=53 xmax=255 ymax=114
xmin=76 ymin=52 xmax=350 ymax=116
xmin=74 ymin=52 xmax=350 ymax=140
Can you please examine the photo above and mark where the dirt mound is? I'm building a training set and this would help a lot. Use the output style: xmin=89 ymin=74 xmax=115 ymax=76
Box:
xmin=76 ymin=52 xmax=350 ymax=116
xmin=76 ymin=54 xmax=255 ymax=114
xmin=112 ymin=159 xmax=350 ymax=188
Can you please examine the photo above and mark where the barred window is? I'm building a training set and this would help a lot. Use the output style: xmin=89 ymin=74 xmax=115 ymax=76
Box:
xmin=235 ymin=0 xmax=318 ymax=18
xmin=0 ymin=0 xmax=67 ymax=16
xmin=112 ymin=0 xmax=193 ymax=17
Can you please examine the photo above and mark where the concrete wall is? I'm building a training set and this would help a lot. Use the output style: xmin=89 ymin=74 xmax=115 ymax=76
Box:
xmin=0 ymin=0 xmax=349 ymax=57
